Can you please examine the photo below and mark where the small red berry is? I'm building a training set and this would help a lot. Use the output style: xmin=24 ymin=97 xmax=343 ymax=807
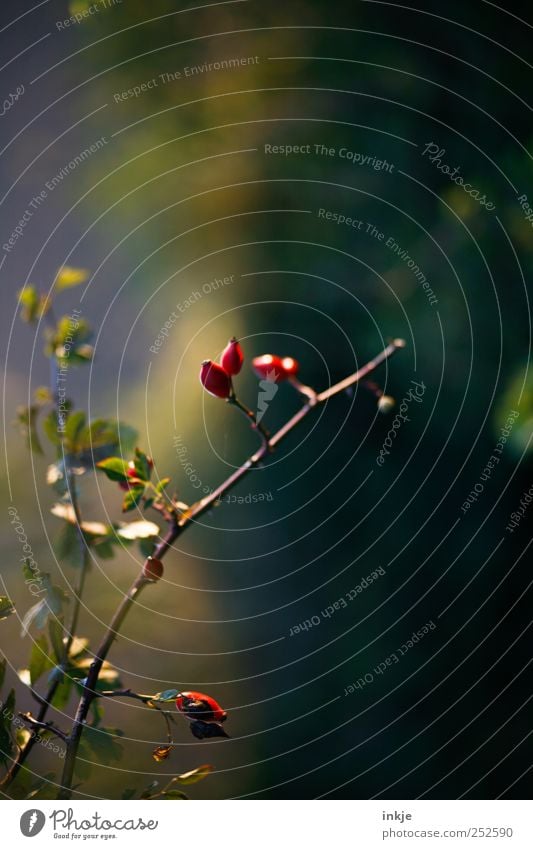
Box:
xmin=175 ymin=691 xmax=227 ymax=723
xmin=143 ymin=557 xmax=164 ymax=581
xmin=252 ymin=354 xmax=299 ymax=382
xmin=280 ymin=356 xmax=299 ymax=376
xmin=200 ymin=360 xmax=232 ymax=399
xmin=220 ymin=337 xmax=244 ymax=376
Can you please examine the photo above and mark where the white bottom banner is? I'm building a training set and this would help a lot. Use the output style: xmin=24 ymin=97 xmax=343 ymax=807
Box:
xmin=2 ymin=800 xmax=531 ymax=848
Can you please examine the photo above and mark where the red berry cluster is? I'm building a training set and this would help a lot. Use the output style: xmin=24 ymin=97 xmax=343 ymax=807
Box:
xmin=176 ymin=690 xmax=229 ymax=739
xmin=251 ymin=354 xmax=299 ymax=382
xmin=200 ymin=338 xmax=300 ymax=398
xmin=200 ymin=337 xmax=243 ymax=399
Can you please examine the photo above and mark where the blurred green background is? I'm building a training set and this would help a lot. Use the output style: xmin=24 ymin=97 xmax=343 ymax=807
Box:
xmin=1 ymin=0 xmax=532 ymax=799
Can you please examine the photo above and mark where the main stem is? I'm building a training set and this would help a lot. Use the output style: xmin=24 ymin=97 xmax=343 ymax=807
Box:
xmin=1 ymin=348 xmax=90 ymax=790
xmin=54 ymin=338 xmax=402 ymax=798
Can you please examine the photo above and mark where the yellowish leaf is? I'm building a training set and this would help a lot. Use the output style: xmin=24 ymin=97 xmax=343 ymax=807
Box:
xmin=117 ymin=520 xmax=160 ymax=540
xmin=50 ymin=503 xmax=108 ymax=537
xmin=173 ymin=764 xmax=214 ymax=785
xmin=152 ymin=745 xmax=173 ymax=763
xmin=54 ymin=266 xmax=89 ymax=291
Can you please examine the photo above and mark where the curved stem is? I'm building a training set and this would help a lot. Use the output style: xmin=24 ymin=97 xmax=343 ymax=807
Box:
xmin=227 ymin=392 xmax=270 ymax=448
xmin=288 ymin=375 xmax=318 ymax=404
xmin=54 ymin=338 xmax=404 ymax=798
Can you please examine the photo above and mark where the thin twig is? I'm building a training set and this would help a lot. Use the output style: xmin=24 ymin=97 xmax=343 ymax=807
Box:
xmin=19 ymin=714 xmax=69 ymax=743
xmin=227 ymin=393 xmax=270 ymax=448
xmin=99 ymin=689 xmax=176 ymax=741
xmin=56 ymin=338 xmax=404 ymax=798
xmin=99 ymin=688 xmax=152 ymax=703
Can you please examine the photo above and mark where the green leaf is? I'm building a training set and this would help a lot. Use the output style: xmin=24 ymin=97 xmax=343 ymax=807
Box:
xmin=54 ymin=266 xmax=89 ymax=291
xmin=46 ymin=315 xmax=93 ymax=365
xmin=80 ymin=418 xmax=116 ymax=449
xmin=155 ymin=477 xmax=171 ymax=494
xmin=50 ymin=676 xmax=72 ymax=711
xmin=151 ymin=689 xmax=180 ymax=703
xmin=0 ymin=596 xmax=15 ymax=621
xmin=116 ymin=423 xmax=138 ymax=455
xmin=22 ymin=559 xmax=35 ymax=584
xmin=96 ymin=457 xmax=130 ymax=482
xmin=93 ymin=538 xmax=116 ymax=559
xmin=43 ymin=410 xmax=62 ymax=446
xmin=172 ymin=764 xmax=214 ymax=785
xmin=71 ymin=419 xmax=138 ymax=469
xmin=122 ymin=485 xmax=145 ymax=513
xmin=78 ymin=418 xmax=126 ymax=456
xmin=83 ymin=420 xmax=138 ymax=454
xmin=133 ymin=448 xmax=152 ymax=482
xmin=161 ymin=790 xmax=189 ymax=799
xmin=140 ymin=781 xmax=159 ymax=799
xmin=28 ymin=634 xmax=53 ymax=685
xmin=55 ymin=521 xmax=84 ymax=569
xmin=55 ymin=316 xmax=92 ymax=348
xmin=48 ymin=618 xmax=66 ymax=663
xmin=81 ymin=725 xmax=124 ymax=765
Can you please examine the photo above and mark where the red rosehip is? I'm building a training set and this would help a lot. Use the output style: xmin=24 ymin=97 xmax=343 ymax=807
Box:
xmin=175 ymin=691 xmax=227 ymax=723
xmin=280 ymin=356 xmax=299 ymax=376
xmin=220 ymin=336 xmax=244 ymax=376
xmin=200 ymin=360 xmax=232 ymax=399
xmin=190 ymin=720 xmax=229 ymax=739
xmin=252 ymin=354 xmax=299 ymax=382
xmin=143 ymin=557 xmax=164 ymax=581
